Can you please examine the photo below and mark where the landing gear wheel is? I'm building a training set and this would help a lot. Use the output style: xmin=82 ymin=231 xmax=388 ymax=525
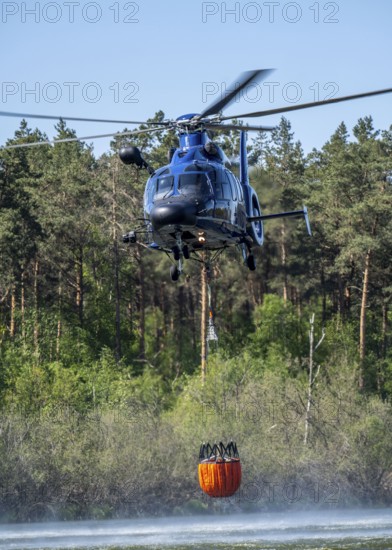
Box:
xmin=247 ymin=254 xmax=256 ymax=271
xmin=170 ymin=265 xmax=180 ymax=282
xmin=172 ymin=246 xmax=180 ymax=261
xmin=182 ymin=245 xmax=190 ymax=260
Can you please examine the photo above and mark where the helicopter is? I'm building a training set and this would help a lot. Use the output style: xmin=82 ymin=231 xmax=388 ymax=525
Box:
xmin=119 ymin=69 xmax=311 ymax=281
xmin=119 ymin=119 xmax=310 ymax=282
xmin=117 ymin=69 xmax=392 ymax=281
xmin=1 ymin=69 xmax=392 ymax=281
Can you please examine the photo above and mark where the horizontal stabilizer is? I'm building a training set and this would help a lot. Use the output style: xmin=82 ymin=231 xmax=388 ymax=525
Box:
xmin=248 ymin=206 xmax=312 ymax=236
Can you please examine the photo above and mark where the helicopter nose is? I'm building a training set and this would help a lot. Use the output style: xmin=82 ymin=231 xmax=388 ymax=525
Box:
xmin=150 ymin=201 xmax=197 ymax=230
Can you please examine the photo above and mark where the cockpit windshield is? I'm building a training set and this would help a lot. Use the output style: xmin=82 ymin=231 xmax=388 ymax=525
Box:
xmin=154 ymin=175 xmax=174 ymax=200
xmin=178 ymin=172 xmax=212 ymax=197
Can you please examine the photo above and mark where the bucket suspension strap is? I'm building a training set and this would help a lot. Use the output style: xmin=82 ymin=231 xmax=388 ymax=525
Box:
xmin=206 ymin=272 xmax=218 ymax=348
xmin=199 ymin=441 xmax=239 ymax=461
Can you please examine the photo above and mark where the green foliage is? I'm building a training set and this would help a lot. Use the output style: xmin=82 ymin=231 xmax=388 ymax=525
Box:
xmin=0 ymin=115 xmax=392 ymax=520
xmin=250 ymin=295 xmax=307 ymax=366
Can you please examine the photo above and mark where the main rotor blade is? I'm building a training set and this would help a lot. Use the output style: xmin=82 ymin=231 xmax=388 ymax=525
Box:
xmin=0 ymin=110 xmax=168 ymax=125
xmin=0 ymin=126 xmax=165 ymax=150
xmin=205 ymin=123 xmax=275 ymax=132
xmin=219 ymin=87 xmax=392 ymax=120
xmin=198 ymin=69 xmax=274 ymax=119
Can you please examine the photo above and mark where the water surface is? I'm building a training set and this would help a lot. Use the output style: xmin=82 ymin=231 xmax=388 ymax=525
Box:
xmin=1 ymin=508 xmax=392 ymax=549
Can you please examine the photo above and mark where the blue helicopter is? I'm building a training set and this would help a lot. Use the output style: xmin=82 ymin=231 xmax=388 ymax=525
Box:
xmin=2 ymin=69 xmax=392 ymax=281
xmin=120 ymin=69 xmax=314 ymax=281
xmin=120 ymin=122 xmax=311 ymax=281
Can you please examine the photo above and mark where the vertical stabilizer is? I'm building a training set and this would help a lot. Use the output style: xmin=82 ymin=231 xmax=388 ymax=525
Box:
xmin=239 ymin=131 xmax=249 ymax=187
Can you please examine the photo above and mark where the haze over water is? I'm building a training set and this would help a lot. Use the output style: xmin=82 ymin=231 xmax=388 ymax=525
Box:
xmin=1 ymin=508 xmax=392 ymax=550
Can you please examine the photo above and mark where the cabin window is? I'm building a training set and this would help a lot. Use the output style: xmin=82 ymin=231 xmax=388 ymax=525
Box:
xmin=234 ymin=176 xmax=243 ymax=201
xmin=178 ymin=173 xmax=212 ymax=196
xmin=225 ymin=171 xmax=238 ymax=201
xmin=154 ymin=175 xmax=174 ymax=200
xmin=210 ymin=169 xmax=230 ymax=200
xmin=207 ymin=170 xmax=223 ymax=199
xmin=221 ymin=171 xmax=234 ymax=200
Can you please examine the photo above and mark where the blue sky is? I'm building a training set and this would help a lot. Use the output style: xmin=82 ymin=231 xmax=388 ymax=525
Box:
xmin=1 ymin=0 xmax=392 ymax=157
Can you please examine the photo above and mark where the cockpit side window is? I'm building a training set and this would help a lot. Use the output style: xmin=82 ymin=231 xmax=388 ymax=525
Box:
xmin=145 ymin=180 xmax=153 ymax=206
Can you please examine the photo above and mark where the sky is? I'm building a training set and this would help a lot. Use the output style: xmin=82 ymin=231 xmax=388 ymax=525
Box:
xmin=1 ymin=0 xmax=392 ymax=157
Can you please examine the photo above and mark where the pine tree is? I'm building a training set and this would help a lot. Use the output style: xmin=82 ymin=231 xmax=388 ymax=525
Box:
xmin=262 ymin=117 xmax=305 ymax=302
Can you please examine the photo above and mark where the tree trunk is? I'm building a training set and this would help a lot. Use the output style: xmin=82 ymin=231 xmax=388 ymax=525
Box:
xmin=160 ymin=282 xmax=167 ymax=338
xmin=189 ymin=286 xmax=197 ymax=357
xmin=377 ymin=302 xmax=389 ymax=393
xmin=359 ymin=250 xmax=371 ymax=389
xmin=137 ymin=249 xmax=145 ymax=360
xmin=280 ymin=222 xmax=288 ymax=303
xmin=304 ymin=314 xmax=325 ymax=445
xmin=75 ymin=248 xmax=84 ymax=327
xmin=337 ymin=274 xmax=345 ymax=317
xmin=112 ymin=165 xmax=122 ymax=362
xmin=321 ymin=266 xmax=326 ymax=323
xmin=201 ymin=261 xmax=208 ymax=384
xmin=33 ymin=259 xmax=39 ymax=357
xmin=21 ymin=269 xmax=26 ymax=341
xmin=345 ymin=285 xmax=351 ymax=314
xmin=304 ymin=314 xmax=315 ymax=445
xmin=248 ymin=277 xmax=258 ymax=307
xmin=10 ymin=285 xmax=16 ymax=338
xmin=56 ymin=272 xmax=62 ymax=359
xmin=178 ymin=285 xmax=184 ymax=366
xmin=381 ymin=302 xmax=388 ymax=359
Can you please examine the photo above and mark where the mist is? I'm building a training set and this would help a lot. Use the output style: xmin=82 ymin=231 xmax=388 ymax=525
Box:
xmin=1 ymin=508 xmax=392 ymax=549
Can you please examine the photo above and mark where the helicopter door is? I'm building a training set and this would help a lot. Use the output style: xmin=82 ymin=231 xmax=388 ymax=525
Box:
xmin=227 ymin=172 xmax=247 ymax=229
xmin=211 ymin=169 xmax=231 ymax=222
xmin=224 ymin=170 xmax=238 ymax=226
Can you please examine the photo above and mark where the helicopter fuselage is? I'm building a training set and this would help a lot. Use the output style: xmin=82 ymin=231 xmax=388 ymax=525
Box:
xmin=144 ymin=148 xmax=251 ymax=253
xmin=134 ymin=119 xmax=259 ymax=257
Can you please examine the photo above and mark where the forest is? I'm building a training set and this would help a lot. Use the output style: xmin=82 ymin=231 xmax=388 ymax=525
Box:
xmin=0 ymin=112 xmax=392 ymax=521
